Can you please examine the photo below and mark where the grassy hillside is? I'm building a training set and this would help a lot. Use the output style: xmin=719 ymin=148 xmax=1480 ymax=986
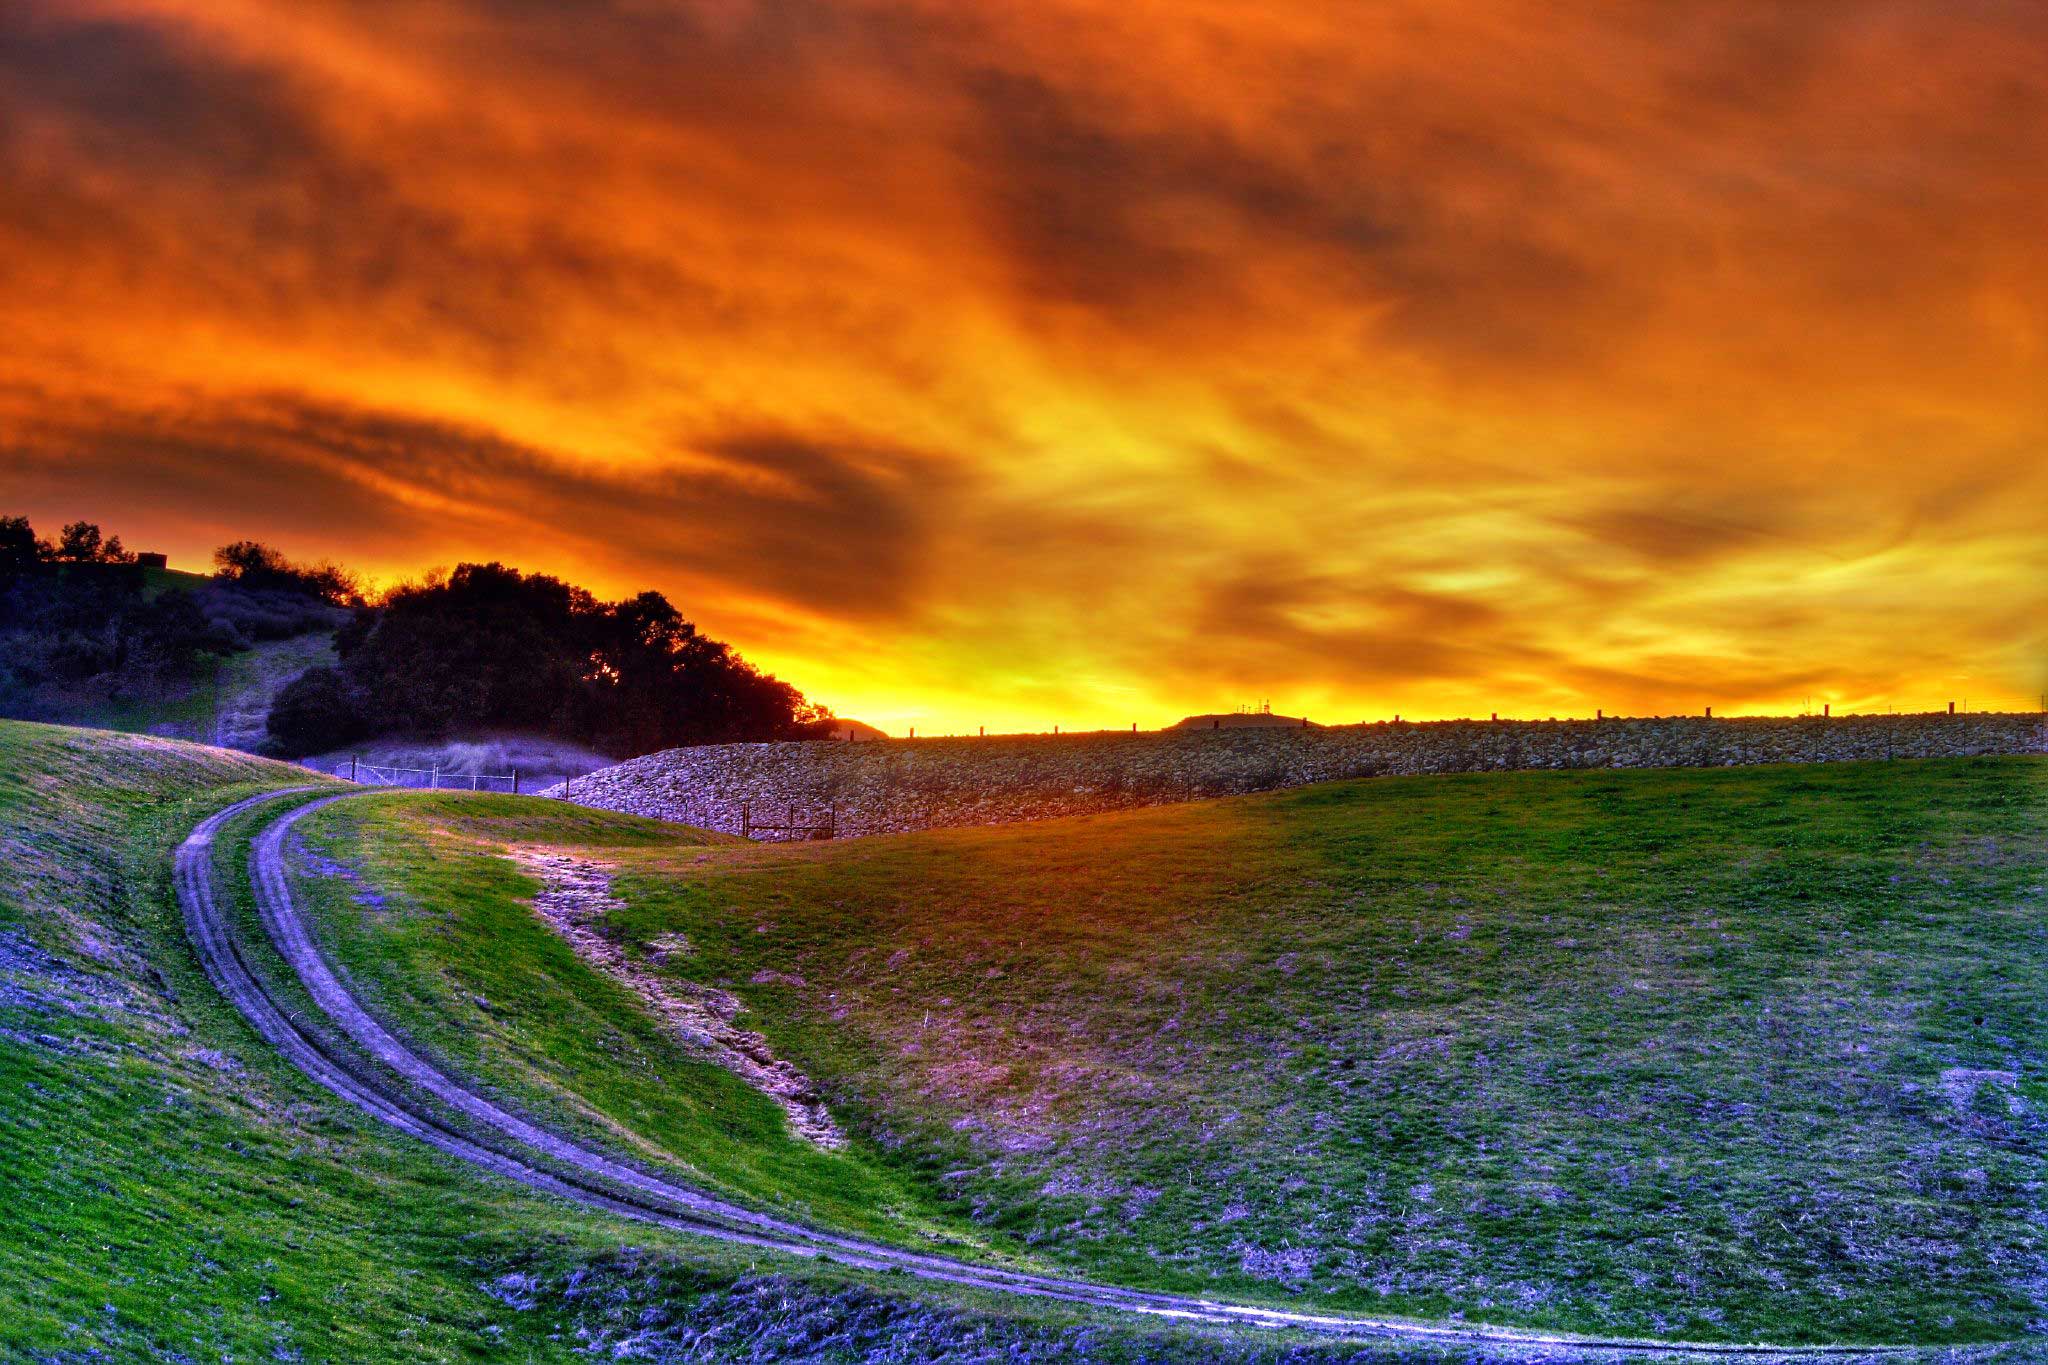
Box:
xmin=0 ymin=721 xmax=1413 ymax=1363
xmin=17 ymin=629 xmax=335 ymax=748
xmin=3 ymin=556 xmax=344 ymax=748
xmin=299 ymin=756 xmax=2048 ymax=1348
xmin=280 ymin=797 xmax=987 ymax=1256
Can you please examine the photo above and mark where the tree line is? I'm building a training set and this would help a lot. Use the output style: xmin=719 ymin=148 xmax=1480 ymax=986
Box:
xmin=0 ymin=513 xmax=836 ymax=758
xmin=269 ymin=561 xmax=836 ymax=756
xmin=6 ymin=517 xmax=839 ymax=765
xmin=1 ymin=516 xmax=356 ymax=720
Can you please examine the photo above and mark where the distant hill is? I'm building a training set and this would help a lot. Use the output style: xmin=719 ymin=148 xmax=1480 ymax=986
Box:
xmin=1170 ymin=711 xmax=1318 ymax=730
xmin=824 ymin=718 xmax=889 ymax=741
xmin=2 ymin=525 xmax=349 ymax=749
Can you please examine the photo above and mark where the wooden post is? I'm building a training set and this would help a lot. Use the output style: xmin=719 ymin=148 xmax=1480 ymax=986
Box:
xmin=979 ymin=725 xmax=985 ymax=737
xmin=1822 ymin=704 xmax=1829 ymax=718
xmin=430 ymin=765 xmax=438 ymax=790
xmin=512 ymin=769 xmax=520 ymax=794
xmin=1948 ymin=701 xmax=1956 ymax=715
xmin=1596 ymin=709 xmax=1602 ymax=721
xmin=1491 ymin=713 xmax=1498 ymax=722
xmin=1704 ymin=707 xmax=1712 ymax=719
xmin=349 ymin=755 xmax=358 ymax=782
xmin=741 ymin=801 xmax=751 ymax=839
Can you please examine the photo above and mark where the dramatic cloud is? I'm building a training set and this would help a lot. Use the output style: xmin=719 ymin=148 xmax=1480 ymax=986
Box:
xmin=3 ymin=0 xmax=2043 ymax=729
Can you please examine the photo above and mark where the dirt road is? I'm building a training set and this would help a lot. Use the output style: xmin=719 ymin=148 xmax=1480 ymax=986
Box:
xmin=173 ymin=788 xmax=1937 ymax=1361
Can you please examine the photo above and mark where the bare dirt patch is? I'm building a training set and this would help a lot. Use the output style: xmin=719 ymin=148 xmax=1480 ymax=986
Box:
xmin=508 ymin=849 xmax=845 ymax=1149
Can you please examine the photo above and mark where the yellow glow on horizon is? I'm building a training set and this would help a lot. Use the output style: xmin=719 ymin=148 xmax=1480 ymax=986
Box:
xmin=1 ymin=0 xmax=2042 ymax=734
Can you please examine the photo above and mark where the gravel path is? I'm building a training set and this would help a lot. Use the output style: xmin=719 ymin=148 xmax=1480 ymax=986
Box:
xmin=210 ymin=633 xmax=335 ymax=751
xmin=174 ymin=788 xmax=1949 ymax=1360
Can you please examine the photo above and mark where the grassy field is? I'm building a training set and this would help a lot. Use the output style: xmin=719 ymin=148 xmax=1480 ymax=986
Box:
xmin=1 ymin=720 xmax=1429 ymax=1364
xmin=295 ymin=755 xmax=2048 ymax=1348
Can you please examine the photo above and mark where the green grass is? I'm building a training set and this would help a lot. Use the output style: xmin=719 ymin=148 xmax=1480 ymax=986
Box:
xmin=2 ymin=719 xmax=1380 ymax=1364
xmin=0 ymin=723 xmax=625 ymax=1360
xmin=306 ymin=756 xmax=2048 ymax=1347
xmin=285 ymin=795 xmax=990 ymax=1256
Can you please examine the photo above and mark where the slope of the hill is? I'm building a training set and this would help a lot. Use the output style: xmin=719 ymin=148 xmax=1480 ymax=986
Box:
xmin=305 ymin=755 xmax=2048 ymax=1349
xmin=0 ymin=721 xmax=1468 ymax=1363
xmin=1 ymin=556 xmax=349 ymax=749
xmin=547 ymin=712 xmax=2046 ymax=839
xmin=37 ymin=630 xmax=338 ymax=749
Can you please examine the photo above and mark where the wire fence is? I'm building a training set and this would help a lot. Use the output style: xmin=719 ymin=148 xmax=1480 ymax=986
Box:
xmin=300 ymin=757 xmax=583 ymax=795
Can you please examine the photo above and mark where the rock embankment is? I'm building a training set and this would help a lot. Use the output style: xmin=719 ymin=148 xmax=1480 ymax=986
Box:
xmin=541 ymin=713 xmax=2045 ymax=840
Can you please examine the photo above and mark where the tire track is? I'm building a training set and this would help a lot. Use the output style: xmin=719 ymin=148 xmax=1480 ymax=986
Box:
xmin=176 ymin=788 xmax=1946 ymax=1360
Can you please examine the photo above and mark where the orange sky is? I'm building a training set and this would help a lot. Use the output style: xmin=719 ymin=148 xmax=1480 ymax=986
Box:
xmin=3 ymin=0 xmax=2044 ymax=731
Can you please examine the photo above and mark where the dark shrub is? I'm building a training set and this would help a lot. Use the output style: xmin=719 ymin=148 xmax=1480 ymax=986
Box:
xmin=267 ymin=665 xmax=368 ymax=755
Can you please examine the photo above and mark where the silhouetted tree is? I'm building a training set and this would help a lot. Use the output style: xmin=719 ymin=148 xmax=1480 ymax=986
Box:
xmin=213 ymin=540 xmax=360 ymax=606
xmin=266 ymin=561 xmax=833 ymax=756
xmin=0 ymin=517 xmax=44 ymax=577
xmin=53 ymin=521 xmax=132 ymax=564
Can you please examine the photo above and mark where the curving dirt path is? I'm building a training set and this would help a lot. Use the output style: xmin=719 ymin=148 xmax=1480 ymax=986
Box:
xmin=176 ymin=788 xmax=1946 ymax=1362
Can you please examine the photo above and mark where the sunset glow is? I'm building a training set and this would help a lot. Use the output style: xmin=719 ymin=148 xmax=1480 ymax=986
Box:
xmin=4 ymin=0 xmax=2043 ymax=731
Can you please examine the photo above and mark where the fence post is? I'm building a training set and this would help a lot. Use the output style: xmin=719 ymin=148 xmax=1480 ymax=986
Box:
xmin=350 ymin=755 xmax=358 ymax=782
xmin=741 ymin=801 xmax=751 ymax=839
xmin=470 ymin=772 xmax=478 ymax=791
xmin=431 ymin=765 xmax=438 ymax=790
xmin=512 ymin=769 xmax=520 ymax=794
